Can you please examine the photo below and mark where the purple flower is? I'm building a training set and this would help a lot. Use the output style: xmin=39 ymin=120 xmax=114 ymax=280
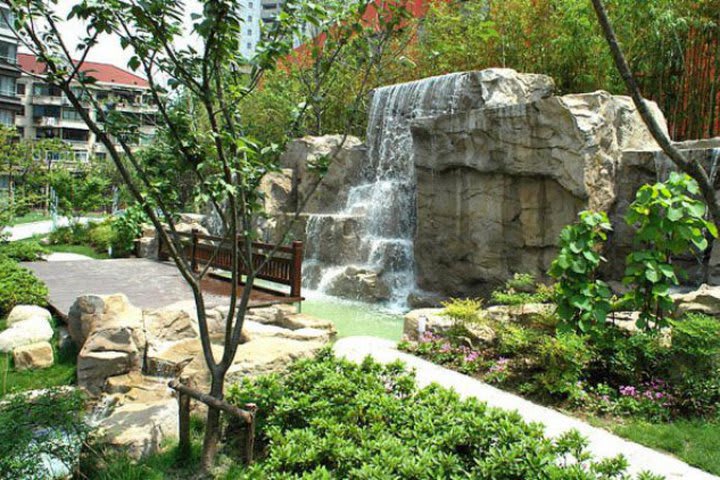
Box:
xmin=440 ymin=343 xmax=451 ymax=353
xmin=619 ymin=386 xmax=637 ymax=397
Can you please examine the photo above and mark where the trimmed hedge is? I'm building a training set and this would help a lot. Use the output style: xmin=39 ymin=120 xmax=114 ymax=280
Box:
xmin=227 ymin=350 xmax=660 ymax=479
xmin=0 ymin=240 xmax=49 ymax=262
xmin=0 ymin=255 xmax=48 ymax=316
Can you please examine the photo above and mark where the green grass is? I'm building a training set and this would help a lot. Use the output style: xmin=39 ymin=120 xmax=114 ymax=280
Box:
xmin=0 ymin=318 xmax=77 ymax=399
xmin=10 ymin=211 xmax=51 ymax=226
xmin=46 ymin=243 xmax=110 ymax=260
xmin=600 ymin=418 xmax=720 ymax=475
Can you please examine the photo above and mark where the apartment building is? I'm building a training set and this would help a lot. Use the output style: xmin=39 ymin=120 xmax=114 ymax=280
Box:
xmin=15 ymin=53 xmax=158 ymax=163
xmin=0 ymin=3 xmax=21 ymax=127
xmin=239 ymin=0 xmax=286 ymax=58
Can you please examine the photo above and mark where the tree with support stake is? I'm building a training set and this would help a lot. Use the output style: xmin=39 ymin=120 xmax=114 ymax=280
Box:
xmin=5 ymin=0 xmax=411 ymax=470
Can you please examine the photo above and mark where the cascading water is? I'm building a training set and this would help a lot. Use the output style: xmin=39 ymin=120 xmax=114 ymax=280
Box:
xmin=304 ymin=73 xmax=479 ymax=309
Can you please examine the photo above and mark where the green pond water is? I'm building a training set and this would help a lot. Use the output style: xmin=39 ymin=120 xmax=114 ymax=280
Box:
xmin=300 ymin=294 xmax=404 ymax=341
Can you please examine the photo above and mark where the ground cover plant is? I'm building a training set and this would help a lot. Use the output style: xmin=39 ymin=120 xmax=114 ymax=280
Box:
xmin=223 ymin=351 xmax=659 ymax=480
xmin=0 ymin=254 xmax=48 ymax=316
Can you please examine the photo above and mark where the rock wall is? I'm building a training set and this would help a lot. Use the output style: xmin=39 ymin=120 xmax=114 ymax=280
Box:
xmin=411 ymin=92 xmax=668 ymax=296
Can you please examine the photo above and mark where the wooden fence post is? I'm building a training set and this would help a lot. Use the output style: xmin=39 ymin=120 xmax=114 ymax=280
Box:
xmin=177 ymin=390 xmax=191 ymax=459
xmin=244 ymin=403 xmax=257 ymax=465
xmin=291 ymin=241 xmax=303 ymax=298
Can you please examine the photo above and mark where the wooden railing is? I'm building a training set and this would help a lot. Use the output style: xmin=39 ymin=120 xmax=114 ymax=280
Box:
xmin=158 ymin=229 xmax=304 ymax=300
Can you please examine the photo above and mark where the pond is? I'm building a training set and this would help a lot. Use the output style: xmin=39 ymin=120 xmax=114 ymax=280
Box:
xmin=300 ymin=292 xmax=404 ymax=341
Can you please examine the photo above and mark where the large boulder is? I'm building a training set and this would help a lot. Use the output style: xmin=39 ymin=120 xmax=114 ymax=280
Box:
xmin=6 ymin=305 xmax=52 ymax=326
xmin=326 ymin=266 xmax=392 ymax=302
xmin=672 ymin=284 xmax=720 ymax=316
xmin=97 ymin=398 xmax=178 ymax=459
xmin=13 ymin=341 xmax=54 ymax=370
xmin=68 ymin=294 xmax=143 ymax=348
xmin=225 ymin=337 xmax=325 ymax=383
xmin=0 ymin=317 xmax=54 ymax=352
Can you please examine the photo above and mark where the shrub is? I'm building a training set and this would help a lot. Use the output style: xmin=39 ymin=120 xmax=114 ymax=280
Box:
xmin=496 ymin=324 xmax=541 ymax=356
xmin=441 ymin=297 xmax=484 ymax=338
xmin=623 ymin=173 xmax=717 ymax=330
xmin=110 ymin=205 xmax=149 ymax=257
xmin=87 ymin=222 xmax=116 ymax=252
xmin=491 ymin=273 xmax=556 ymax=306
xmin=0 ymin=388 xmax=89 ymax=479
xmin=0 ymin=240 xmax=48 ymax=262
xmin=534 ymin=332 xmax=593 ymax=398
xmin=0 ymin=256 xmax=48 ymax=315
xmin=670 ymin=313 xmax=720 ymax=375
xmin=47 ymin=223 xmax=92 ymax=246
xmin=548 ymin=211 xmax=613 ymax=334
xmin=227 ymin=350 xmax=642 ymax=479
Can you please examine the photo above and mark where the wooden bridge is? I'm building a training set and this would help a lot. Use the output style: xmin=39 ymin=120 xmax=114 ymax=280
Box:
xmin=25 ymin=232 xmax=304 ymax=318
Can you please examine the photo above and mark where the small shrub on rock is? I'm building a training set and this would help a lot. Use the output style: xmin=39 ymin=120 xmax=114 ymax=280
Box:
xmin=491 ymin=273 xmax=555 ymax=306
xmin=533 ymin=332 xmax=593 ymax=399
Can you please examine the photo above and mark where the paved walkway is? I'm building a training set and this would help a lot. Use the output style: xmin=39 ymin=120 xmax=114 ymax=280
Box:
xmin=23 ymin=258 xmax=228 ymax=317
xmin=45 ymin=252 xmax=94 ymax=262
xmin=334 ymin=337 xmax=719 ymax=480
xmin=3 ymin=217 xmax=102 ymax=241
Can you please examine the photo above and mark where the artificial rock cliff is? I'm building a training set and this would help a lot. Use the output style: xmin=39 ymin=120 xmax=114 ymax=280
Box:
xmin=259 ymin=69 xmax=720 ymax=302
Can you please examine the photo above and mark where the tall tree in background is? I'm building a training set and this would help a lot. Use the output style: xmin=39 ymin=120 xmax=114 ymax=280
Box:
xmin=7 ymin=0 xmax=406 ymax=469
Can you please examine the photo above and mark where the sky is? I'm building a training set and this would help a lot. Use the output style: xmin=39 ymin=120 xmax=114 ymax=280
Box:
xmin=20 ymin=0 xmax=205 ymax=74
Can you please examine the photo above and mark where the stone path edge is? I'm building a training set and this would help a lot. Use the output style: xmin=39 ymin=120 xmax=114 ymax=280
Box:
xmin=333 ymin=336 xmax=718 ymax=480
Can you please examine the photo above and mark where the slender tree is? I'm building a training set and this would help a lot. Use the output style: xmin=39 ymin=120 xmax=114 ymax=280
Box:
xmin=7 ymin=0 xmax=407 ymax=469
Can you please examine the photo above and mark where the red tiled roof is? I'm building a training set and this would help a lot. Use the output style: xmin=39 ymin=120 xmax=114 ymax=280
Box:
xmin=18 ymin=53 xmax=149 ymax=88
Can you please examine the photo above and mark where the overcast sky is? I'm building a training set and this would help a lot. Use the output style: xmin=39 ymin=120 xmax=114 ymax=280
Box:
xmin=21 ymin=0 xmax=205 ymax=74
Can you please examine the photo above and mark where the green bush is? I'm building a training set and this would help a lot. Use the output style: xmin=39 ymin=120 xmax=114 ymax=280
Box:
xmin=623 ymin=173 xmax=717 ymax=330
xmin=549 ymin=210 xmax=613 ymax=334
xmin=496 ymin=324 xmax=541 ymax=356
xmin=47 ymin=223 xmax=92 ymax=246
xmin=0 ymin=388 xmax=89 ymax=479
xmin=534 ymin=332 xmax=593 ymax=398
xmin=670 ymin=313 xmax=720 ymax=374
xmin=227 ymin=350 xmax=643 ymax=479
xmin=110 ymin=205 xmax=149 ymax=257
xmin=87 ymin=222 xmax=116 ymax=252
xmin=0 ymin=256 xmax=48 ymax=315
xmin=491 ymin=274 xmax=556 ymax=306
xmin=0 ymin=240 xmax=49 ymax=262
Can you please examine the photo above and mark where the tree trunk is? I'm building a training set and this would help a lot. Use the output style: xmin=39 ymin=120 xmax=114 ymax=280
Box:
xmin=201 ymin=371 xmax=226 ymax=471
xmin=590 ymin=0 xmax=720 ymax=232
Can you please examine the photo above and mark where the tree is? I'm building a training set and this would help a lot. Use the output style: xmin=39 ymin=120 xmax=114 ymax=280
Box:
xmin=589 ymin=0 xmax=720 ymax=234
xmin=6 ymin=0 xmax=406 ymax=469
xmin=50 ymin=161 xmax=112 ymax=221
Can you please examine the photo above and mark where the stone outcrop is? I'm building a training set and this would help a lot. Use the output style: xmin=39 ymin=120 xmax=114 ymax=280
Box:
xmin=13 ymin=341 xmax=54 ymax=370
xmin=66 ymin=293 xmax=335 ymax=458
xmin=411 ymin=90 xmax=668 ymax=296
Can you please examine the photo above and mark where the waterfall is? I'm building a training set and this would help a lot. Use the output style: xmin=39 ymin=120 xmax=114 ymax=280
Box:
xmin=304 ymin=73 xmax=476 ymax=308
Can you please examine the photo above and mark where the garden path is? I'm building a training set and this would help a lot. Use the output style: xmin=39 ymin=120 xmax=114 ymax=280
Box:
xmin=2 ymin=216 xmax=102 ymax=241
xmin=23 ymin=258 xmax=229 ymax=318
xmin=334 ymin=336 xmax=719 ymax=480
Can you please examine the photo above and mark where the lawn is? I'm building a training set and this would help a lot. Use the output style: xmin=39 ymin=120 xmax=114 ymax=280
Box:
xmin=0 ymin=318 xmax=77 ymax=399
xmin=10 ymin=211 xmax=51 ymax=226
xmin=606 ymin=418 xmax=720 ymax=476
xmin=46 ymin=243 xmax=110 ymax=260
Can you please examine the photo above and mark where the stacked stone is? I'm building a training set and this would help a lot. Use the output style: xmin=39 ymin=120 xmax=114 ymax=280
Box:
xmin=0 ymin=305 xmax=55 ymax=370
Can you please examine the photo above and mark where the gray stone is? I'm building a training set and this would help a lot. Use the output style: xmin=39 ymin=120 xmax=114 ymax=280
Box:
xmin=326 ymin=266 xmax=392 ymax=302
xmin=672 ymin=284 xmax=720 ymax=316
xmin=402 ymin=308 xmax=452 ymax=341
xmin=6 ymin=305 xmax=52 ymax=326
xmin=78 ymin=351 xmax=137 ymax=395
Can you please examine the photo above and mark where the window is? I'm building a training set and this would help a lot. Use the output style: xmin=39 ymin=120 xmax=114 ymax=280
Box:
xmin=0 ymin=75 xmax=15 ymax=97
xmin=16 ymin=83 xmax=25 ymax=95
xmin=17 ymin=106 xmax=25 ymax=117
xmin=34 ymin=105 xmax=61 ymax=119
xmin=62 ymin=108 xmax=87 ymax=122
xmin=0 ymin=41 xmax=16 ymax=64
xmin=33 ymin=83 xmax=62 ymax=97
xmin=0 ymin=8 xmax=14 ymax=31
xmin=95 ymin=152 xmax=107 ymax=161
xmin=74 ymin=151 xmax=88 ymax=163
xmin=16 ymin=127 xmax=24 ymax=137
xmin=62 ymin=128 xmax=89 ymax=142
xmin=247 ymin=42 xmax=252 ymax=49
xmin=0 ymin=109 xmax=13 ymax=126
